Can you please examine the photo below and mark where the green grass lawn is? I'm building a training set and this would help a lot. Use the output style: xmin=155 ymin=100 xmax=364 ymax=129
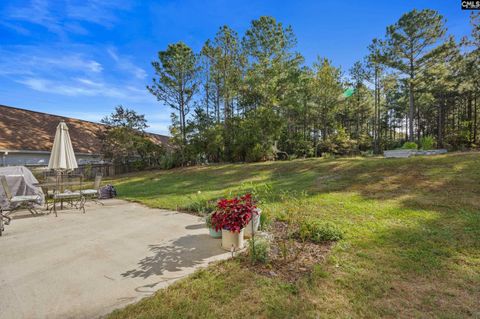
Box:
xmin=108 ymin=152 xmax=480 ymax=318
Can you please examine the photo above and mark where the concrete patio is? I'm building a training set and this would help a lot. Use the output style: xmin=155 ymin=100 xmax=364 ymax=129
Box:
xmin=0 ymin=199 xmax=230 ymax=319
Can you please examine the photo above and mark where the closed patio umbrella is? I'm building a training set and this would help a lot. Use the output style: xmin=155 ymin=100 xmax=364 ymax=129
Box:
xmin=48 ymin=121 xmax=78 ymax=171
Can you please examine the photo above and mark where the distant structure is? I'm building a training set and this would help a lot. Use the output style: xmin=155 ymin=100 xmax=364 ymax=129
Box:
xmin=0 ymin=104 xmax=169 ymax=166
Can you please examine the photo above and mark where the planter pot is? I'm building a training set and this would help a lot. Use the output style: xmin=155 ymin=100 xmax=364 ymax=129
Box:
xmin=209 ymin=227 xmax=222 ymax=239
xmin=221 ymin=228 xmax=245 ymax=251
xmin=244 ymin=209 xmax=261 ymax=238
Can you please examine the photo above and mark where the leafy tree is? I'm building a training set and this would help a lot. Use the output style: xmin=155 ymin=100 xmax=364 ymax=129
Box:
xmin=383 ymin=9 xmax=448 ymax=141
xmin=147 ymin=13 xmax=479 ymax=166
xmin=311 ymin=57 xmax=343 ymax=155
xmin=148 ymin=42 xmax=199 ymax=149
xmin=100 ymin=106 xmax=155 ymax=165
xmin=101 ymin=105 xmax=148 ymax=131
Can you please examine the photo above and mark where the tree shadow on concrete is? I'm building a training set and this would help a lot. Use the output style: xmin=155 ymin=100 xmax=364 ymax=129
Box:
xmin=121 ymin=234 xmax=224 ymax=279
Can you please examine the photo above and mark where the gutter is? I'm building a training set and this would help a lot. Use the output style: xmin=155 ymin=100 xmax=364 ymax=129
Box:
xmin=0 ymin=149 xmax=101 ymax=156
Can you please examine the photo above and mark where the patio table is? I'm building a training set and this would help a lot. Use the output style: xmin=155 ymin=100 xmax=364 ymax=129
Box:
xmin=38 ymin=177 xmax=85 ymax=215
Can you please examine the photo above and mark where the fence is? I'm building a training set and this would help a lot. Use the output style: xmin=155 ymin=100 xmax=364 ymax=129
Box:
xmin=74 ymin=163 xmax=144 ymax=179
xmin=31 ymin=163 xmax=140 ymax=180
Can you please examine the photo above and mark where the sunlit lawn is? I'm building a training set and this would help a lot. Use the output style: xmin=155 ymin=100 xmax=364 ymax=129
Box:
xmin=108 ymin=152 xmax=480 ymax=318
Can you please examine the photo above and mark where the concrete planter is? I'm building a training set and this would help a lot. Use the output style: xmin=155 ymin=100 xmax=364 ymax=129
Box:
xmin=384 ymin=149 xmax=448 ymax=158
xmin=383 ymin=150 xmax=413 ymax=158
xmin=221 ymin=228 xmax=245 ymax=251
xmin=244 ymin=209 xmax=261 ymax=238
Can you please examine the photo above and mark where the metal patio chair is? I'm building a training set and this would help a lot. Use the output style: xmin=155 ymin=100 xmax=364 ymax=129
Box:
xmin=81 ymin=174 xmax=104 ymax=206
xmin=50 ymin=175 xmax=85 ymax=217
xmin=0 ymin=175 xmax=41 ymax=236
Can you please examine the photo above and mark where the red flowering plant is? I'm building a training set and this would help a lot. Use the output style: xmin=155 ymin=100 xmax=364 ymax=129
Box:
xmin=211 ymin=193 xmax=257 ymax=233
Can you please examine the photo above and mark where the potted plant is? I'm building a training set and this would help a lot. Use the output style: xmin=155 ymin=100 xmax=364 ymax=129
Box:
xmin=211 ymin=193 xmax=257 ymax=251
xmin=205 ymin=212 xmax=222 ymax=238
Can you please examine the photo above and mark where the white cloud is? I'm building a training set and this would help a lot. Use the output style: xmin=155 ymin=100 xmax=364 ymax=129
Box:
xmin=3 ymin=0 xmax=133 ymax=35
xmin=0 ymin=49 xmax=103 ymax=76
xmin=107 ymin=48 xmax=147 ymax=79
xmin=16 ymin=76 xmax=151 ymax=103
xmin=6 ymin=0 xmax=63 ymax=34
xmin=0 ymin=44 xmax=150 ymax=104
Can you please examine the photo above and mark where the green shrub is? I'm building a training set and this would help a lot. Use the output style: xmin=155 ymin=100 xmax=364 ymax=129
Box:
xmin=259 ymin=210 xmax=271 ymax=231
xmin=318 ymin=127 xmax=358 ymax=156
xmin=205 ymin=213 xmax=213 ymax=228
xmin=248 ymin=237 xmax=270 ymax=264
xmin=297 ymin=220 xmax=344 ymax=243
xmin=245 ymin=143 xmax=269 ymax=162
xmin=184 ymin=196 xmax=216 ymax=214
xmin=420 ymin=135 xmax=435 ymax=150
xmin=401 ymin=141 xmax=418 ymax=150
xmin=159 ymin=152 xmax=178 ymax=169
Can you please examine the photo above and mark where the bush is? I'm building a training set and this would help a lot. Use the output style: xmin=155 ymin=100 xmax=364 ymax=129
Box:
xmin=248 ymin=237 xmax=270 ymax=264
xmin=259 ymin=210 xmax=271 ymax=231
xmin=401 ymin=141 xmax=418 ymax=150
xmin=420 ymin=135 xmax=435 ymax=150
xmin=245 ymin=143 xmax=270 ymax=162
xmin=318 ymin=127 xmax=358 ymax=156
xmin=159 ymin=152 xmax=178 ymax=169
xmin=297 ymin=220 xmax=343 ymax=243
xmin=205 ymin=212 xmax=214 ymax=228
xmin=185 ymin=197 xmax=216 ymax=215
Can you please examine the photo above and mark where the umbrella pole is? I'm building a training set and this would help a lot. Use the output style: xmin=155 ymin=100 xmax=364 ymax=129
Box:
xmin=55 ymin=170 xmax=64 ymax=210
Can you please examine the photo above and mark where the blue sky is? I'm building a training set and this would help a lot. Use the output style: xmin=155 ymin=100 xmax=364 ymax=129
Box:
xmin=0 ymin=0 xmax=473 ymax=135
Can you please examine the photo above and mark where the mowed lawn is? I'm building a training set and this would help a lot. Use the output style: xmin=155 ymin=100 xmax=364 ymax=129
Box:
xmin=108 ymin=152 xmax=480 ymax=318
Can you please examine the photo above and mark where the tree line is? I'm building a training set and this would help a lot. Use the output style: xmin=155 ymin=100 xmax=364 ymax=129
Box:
xmin=115 ymin=10 xmax=479 ymax=166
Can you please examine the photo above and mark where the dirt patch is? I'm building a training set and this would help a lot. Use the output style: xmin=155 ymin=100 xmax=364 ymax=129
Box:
xmin=239 ymin=221 xmax=333 ymax=283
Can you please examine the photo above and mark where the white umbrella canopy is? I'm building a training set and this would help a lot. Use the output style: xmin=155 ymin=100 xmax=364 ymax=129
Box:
xmin=48 ymin=121 xmax=78 ymax=171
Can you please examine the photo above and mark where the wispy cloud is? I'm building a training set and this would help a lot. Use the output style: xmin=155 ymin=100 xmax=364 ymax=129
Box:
xmin=0 ymin=44 xmax=151 ymax=102
xmin=107 ymin=48 xmax=147 ymax=79
xmin=16 ymin=77 xmax=147 ymax=101
xmin=3 ymin=0 xmax=133 ymax=36
xmin=0 ymin=48 xmax=102 ymax=77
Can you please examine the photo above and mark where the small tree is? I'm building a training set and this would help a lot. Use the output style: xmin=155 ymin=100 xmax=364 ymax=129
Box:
xmin=383 ymin=9 xmax=448 ymax=142
xmin=148 ymin=42 xmax=199 ymax=164
xmin=100 ymin=106 xmax=162 ymax=167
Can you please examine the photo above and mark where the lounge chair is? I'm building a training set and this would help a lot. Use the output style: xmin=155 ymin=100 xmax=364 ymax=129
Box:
xmin=81 ymin=175 xmax=103 ymax=205
xmin=0 ymin=175 xmax=41 ymax=236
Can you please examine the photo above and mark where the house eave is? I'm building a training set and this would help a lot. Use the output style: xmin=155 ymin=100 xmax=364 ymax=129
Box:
xmin=0 ymin=149 xmax=101 ymax=156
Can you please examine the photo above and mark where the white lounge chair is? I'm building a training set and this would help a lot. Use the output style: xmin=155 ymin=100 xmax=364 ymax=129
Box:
xmin=81 ymin=175 xmax=103 ymax=205
xmin=0 ymin=175 xmax=41 ymax=236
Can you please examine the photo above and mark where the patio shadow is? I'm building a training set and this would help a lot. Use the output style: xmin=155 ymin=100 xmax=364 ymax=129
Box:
xmin=185 ymin=223 xmax=205 ymax=230
xmin=121 ymin=234 xmax=223 ymax=279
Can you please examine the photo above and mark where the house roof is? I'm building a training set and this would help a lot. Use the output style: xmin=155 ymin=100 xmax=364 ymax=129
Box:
xmin=0 ymin=104 xmax=170 ymax=154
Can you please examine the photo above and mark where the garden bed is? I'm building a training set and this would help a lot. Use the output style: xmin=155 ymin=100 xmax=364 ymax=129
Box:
xmin=239 ymin=221 xmax=333 ymax=283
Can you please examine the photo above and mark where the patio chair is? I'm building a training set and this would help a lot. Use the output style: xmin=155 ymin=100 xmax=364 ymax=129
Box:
xmin=41 ymin=176 xmax=57 ymax=211
xmin=51 ymin=175 xmax=85 ymax=217
xmin=81 ymin=175 xmax=104 ymax=206
xmin=0 ymin=175 xmax=41 ymax=236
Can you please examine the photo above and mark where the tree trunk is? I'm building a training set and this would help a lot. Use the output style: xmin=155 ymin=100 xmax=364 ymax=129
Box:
xmin=474 ymin=94 xmax=478 ymax=144
xmin=468 ymin=94 xmax=473 ymax=144
xmin=438 ymin=94 xmax=444 ymax=148
xmin=409 ymin=81 xmax=415 ymax=142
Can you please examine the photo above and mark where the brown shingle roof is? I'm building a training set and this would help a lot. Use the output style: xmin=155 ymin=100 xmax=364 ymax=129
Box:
xmin=0 ymin=104 xmax=170 ymax=154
